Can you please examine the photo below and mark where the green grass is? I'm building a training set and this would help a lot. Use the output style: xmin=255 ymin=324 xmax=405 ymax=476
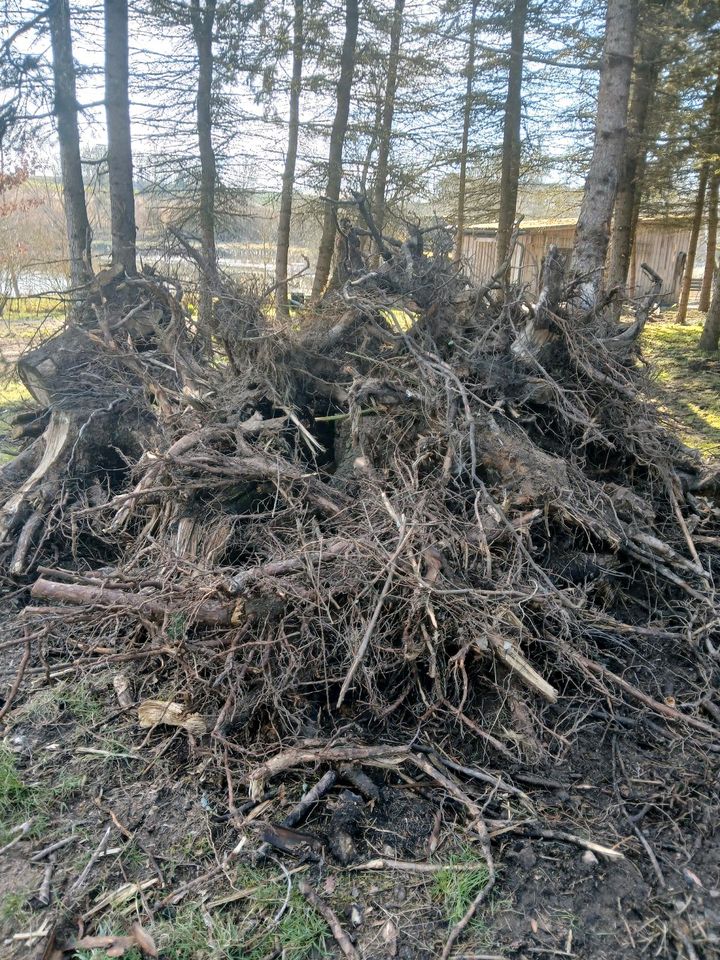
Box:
xmin=0 ymin=889 xmax=33 ymax=934
xmin=151 ymin=889 xmax=329 ymax=960
xmin=642 ymin=315 xmax=720 ymax=459
xmin=10 ymin=679 xmax=103 ymax=726
xmin=0 ymin=745 xmax=32 ymax=828
xmin=0 ymin=743 xmax=86 ymax=844
xmin=1 ymin=295 xmax=64 ymax=319
xmin=432 ymin=846 xmax=491 ymax=926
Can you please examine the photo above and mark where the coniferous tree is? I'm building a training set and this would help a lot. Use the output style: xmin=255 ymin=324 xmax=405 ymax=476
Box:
xmin=104 ymin=0 xmax=137 ymax=274
xmin=48 ymin=0 xmax=92 ymax=287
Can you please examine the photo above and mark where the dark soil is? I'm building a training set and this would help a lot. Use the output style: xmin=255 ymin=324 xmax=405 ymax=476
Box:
xmin=1 ymin=611 xmax=718 ymax=960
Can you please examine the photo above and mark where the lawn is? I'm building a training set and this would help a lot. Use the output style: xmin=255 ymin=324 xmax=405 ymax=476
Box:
xmin=641 ymin=310 xmax=720 ymax=459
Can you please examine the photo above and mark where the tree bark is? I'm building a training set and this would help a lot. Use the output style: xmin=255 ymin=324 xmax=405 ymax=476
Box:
xmin=372 ymin=0 xmax=405 ymax=234
xmin=699 ymin=172 xmax=718 ymax=313
xmin=570 ymin=0 xmax=638 ymax=306
xmin=455 ymin=0 xmax=479 ymax=262
xmin=191 ymin=0 xmax=218 ymax=332
xmin=675 ymin=164 xmax=708 ymax=324
xmin=698 ymin=258 xmax=720 ymax=351
xmin=275 ymin=0 xmax=304 ymax=320
xmin=606 ymin=23 xmax=662 ymax=296
xmin=48 ymin=0 xmax=92 ymax=288
xmin=104 ymin=0 xmax=137 ymax=275
xmin=495 ymin=0 xmax=528 ymax=270
xmin=310 ymin=0 xmax=359 ymax=302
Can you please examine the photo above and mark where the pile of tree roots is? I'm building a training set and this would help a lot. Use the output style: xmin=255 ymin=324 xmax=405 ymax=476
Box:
xmin=1 ymin=216 xmax=719 ymax=948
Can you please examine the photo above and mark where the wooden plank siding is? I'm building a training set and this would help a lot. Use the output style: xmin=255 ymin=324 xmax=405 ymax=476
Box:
xmin=461 ymin=218 xmax=693 ymax=303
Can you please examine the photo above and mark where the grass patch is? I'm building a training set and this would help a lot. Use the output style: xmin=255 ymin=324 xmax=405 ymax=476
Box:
xmin=0 ymin=743 xmax=85 ymax=843
xmin=0 ymin=889 xmax=33 ymax=935
xmin=151 ymin=880 xmax=328 ymax=960
xmin=432 ymin=846 xmax=491 ymax=926
xmin=0 ymin=745 xmax=32 ymax=827
xmin=10 ymin=679 xmax=103 ymax=726
xmin=642 ymin=316 xmax=720 ymax=459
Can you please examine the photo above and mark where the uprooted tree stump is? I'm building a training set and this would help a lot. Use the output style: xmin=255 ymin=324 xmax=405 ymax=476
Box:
xmin=1 ymin=209 xmax=719 ymax=951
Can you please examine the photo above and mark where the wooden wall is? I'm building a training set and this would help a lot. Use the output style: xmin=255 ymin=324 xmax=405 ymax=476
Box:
xmin=462 ymin=221 xmax=693 ymax=302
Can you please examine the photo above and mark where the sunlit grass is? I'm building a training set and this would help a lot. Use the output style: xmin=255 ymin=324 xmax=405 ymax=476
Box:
xmin=642 ymin=315 xmax=720 ymax=459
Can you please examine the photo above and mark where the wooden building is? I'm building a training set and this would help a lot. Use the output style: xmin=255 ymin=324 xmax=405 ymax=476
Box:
xmin=461 ymin=217 xmax=693 ymax=302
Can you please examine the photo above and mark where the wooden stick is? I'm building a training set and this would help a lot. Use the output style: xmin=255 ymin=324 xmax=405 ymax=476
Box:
xmin=248 ymin=744 xmax=409 ymax=800
xmin=298 ymin=880 xmax=359 ymax=960
xmin=31 ymin=577 xmax=239 ymax=627
xmin=569 ymin=650 xmax=720 ymax=737
xmin=350 ymin=858 xmax=490 ymax=873
xmin=0 ymin=635 xmax=31 ymax=723
xmin=336 ymin=519 xmax=408 ymax=707
xmin=69 ymin=825 xmax=113 ymax=893
xmin=411 ymin=755 xmax=496 ymax=960
xmin=30 ymin=835 xmax=78 ymax=862
xmin=487 ymin=636 xmax=558 ymax=703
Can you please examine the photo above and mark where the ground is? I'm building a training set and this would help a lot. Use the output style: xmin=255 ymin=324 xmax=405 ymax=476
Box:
xmin=0 ymin=300 xmax=719 ymax=960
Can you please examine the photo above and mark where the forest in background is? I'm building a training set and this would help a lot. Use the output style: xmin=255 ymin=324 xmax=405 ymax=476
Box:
xmin=0 ymin=2 xmax=720 ymax=959
xmin=1 ymin=0 xmax=719 ymax=338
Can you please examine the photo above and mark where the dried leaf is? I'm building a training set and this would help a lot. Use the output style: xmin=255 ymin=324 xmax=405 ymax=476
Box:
xmin=137 ymin=699 xmax=207 ymax=735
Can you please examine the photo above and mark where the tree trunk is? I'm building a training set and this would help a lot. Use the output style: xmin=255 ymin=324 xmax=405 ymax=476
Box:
xmin=49 ymin=0 xmax=93 ymax=288
xmin=372 ymin=0 xmax=405 ymax=234
xmin=699 ymin=172 xmax=718 ymax=313
xmin=698 ymin=258 xmax=720 ymax=351
xmin=607 ymin=23 xmax=662 ymax=297
xmin=104 ymin=0 xmax=137 ymax=275
xmin=455 ymin=0 xmax=479 ymax=262
xmin=310 ymin=0 xmax=359 ymax=302
xmin=275 ymin=0 xmax=304 ymax=320
xmin=676 ymin=164 xmax=708 ymax=324
xmin=570 ymin=0 xmax=637 ymax=305
xmin=495 ymin=0 xmax=528 ymax=270
xmin=191 ymin=0 xmax=218 ymax=333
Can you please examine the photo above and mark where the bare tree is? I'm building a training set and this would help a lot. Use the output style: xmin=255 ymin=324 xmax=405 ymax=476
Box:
xmin=310 ymin=0 xmax=359 ymax=302
xmin=570 ymin=0 xmax=638 ymax=305
xmin=496 ymin=0 xmax=528 ymax=269
xmin=191 ymin=0 xmax=218 ymax=330
xmin=48 ymin=0 xmax=92 ymax=287
xmin=455 ymin=0 xmax=479 ymax=262
xmin=699 ymin=171 xmax=718 ymax=313
xmin=275 ymin=0 xmax=304 ymax=320
xmin=372 ymin=0 xmax=405 ymax=233
xmin=104 ymin=0 xmax=137 ymax=274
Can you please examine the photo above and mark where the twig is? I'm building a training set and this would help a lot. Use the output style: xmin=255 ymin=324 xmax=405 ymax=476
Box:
xmin=0 ymin=634 xmax=31 ymax=723
xmin=248 ymin=744 xmax=409 ymax=800
xmin=568 ymin=650 xmax=720 ymax=737
xmin=337 ymin=517 xmax=408 ymax=707
xmin=69 ymin=825 xmax=113 ymax=893
xmin=0 ymin=819 xmax=33 ymax=855
xmin=30 ymin=835 xmax=78 ymax=862
xmin=349 ymin=858 xmax=490 ymax=873
xmin=411 ymin=755 xmax=495 ymax=960
xmin=32 ymin=859 xmax=55 ymax=908
xmin=297 ymin=880 xmax=359 ymax=960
